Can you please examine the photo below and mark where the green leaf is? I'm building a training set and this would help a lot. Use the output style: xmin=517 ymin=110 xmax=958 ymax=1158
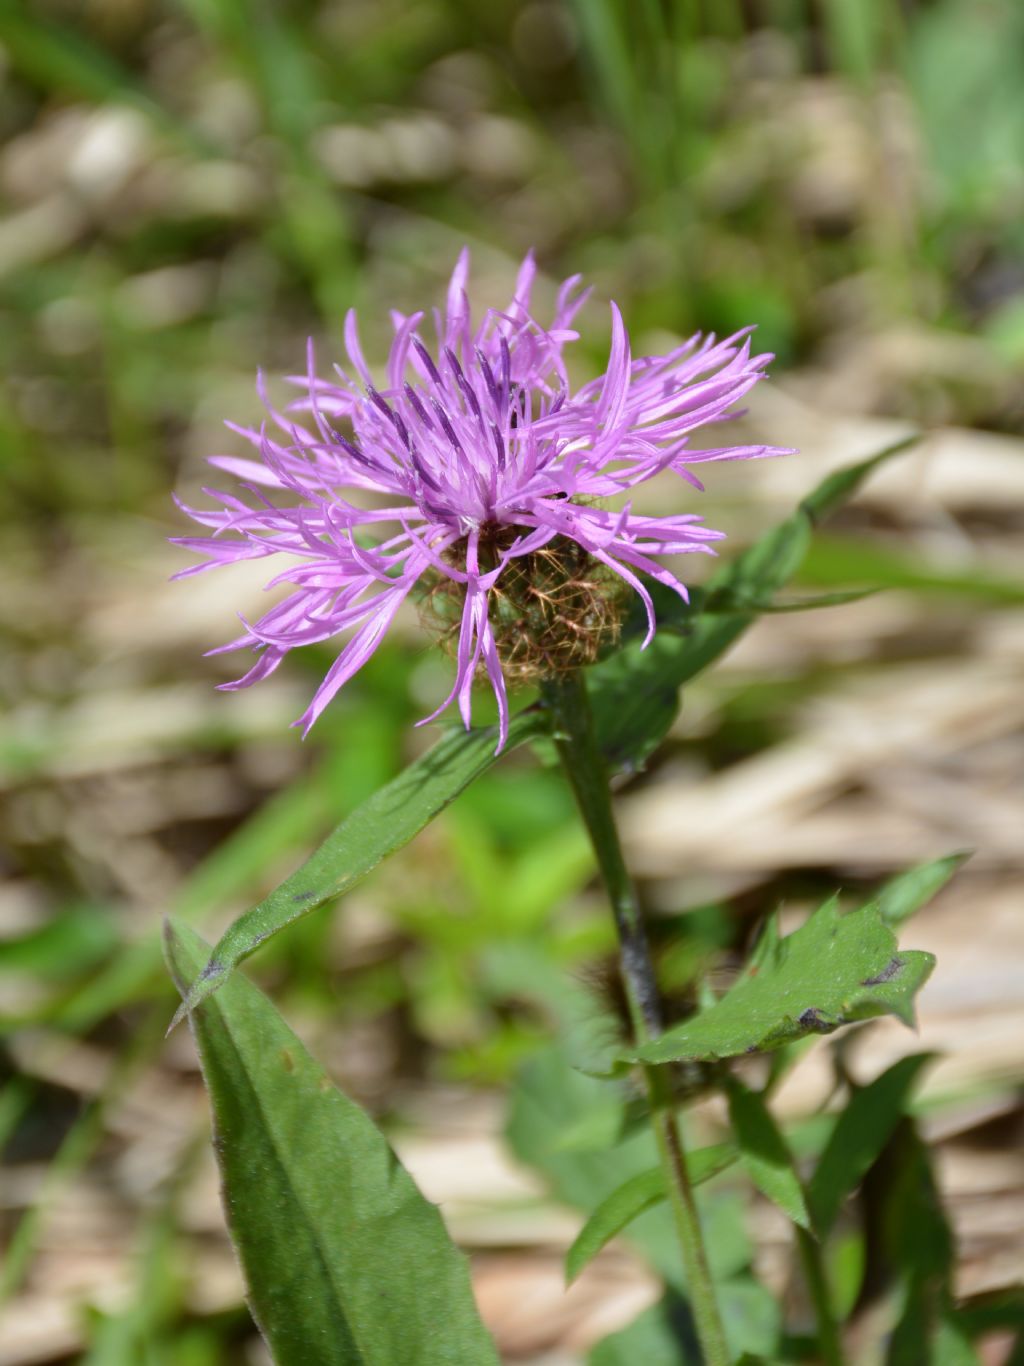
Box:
xmin=829 ymin=1228 xmax=867 ymax=1322
xmin=875 ymin=853 xmax=969 ymax=928
xmin=163 ymin=919 xmax=498 ymax=1366
xmin=882 ymin=1122 xmax=959 ymax=1365
xmin=725 ymin=1078 xmax=809 ymax=1229
xmin=566 ymin=1144 xmax=738 ymax=1283
xmin=623 ymin=892 xmax=935 ymax=1067
xmin=708 ymin=588 xmax=880 ymax=614
xmin=566 ymin=1168 xmax=663 ymax=1284
xmin=809 ymin=1053 xmax=935 ymax=1237
xmin=800 ymin=536 xmax=1024 ymax=605
xmin=587 ymin=437 xmax=918 ymax=769
xmin=952 ymin=1287 xmax=1024 ymax=1338
xmin=883 ymin=1123 xmax=955 ymax=1285
xmin=798 ymin=437 xmax=920 ymax=523
xmin=170 ymin=710 xmax=548 ymax=1024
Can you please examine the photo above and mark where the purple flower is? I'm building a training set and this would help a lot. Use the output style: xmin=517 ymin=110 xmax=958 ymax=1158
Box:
xmin=174 ymin=250 xmax=789 ymax=749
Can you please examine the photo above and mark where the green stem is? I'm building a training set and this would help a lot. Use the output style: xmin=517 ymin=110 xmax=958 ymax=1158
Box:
xmin=543 ymin=672 xmax=730 ymax=1366
xmin=796 ymin=1225 xmax=845 ymax=1366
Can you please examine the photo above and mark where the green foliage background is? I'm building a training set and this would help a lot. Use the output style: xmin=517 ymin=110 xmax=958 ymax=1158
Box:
xmin=1 ymin=1 xmax=1022 ymax=1362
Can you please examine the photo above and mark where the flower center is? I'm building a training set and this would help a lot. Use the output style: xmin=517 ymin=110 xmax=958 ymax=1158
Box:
xmin=418 ymin=524 xmax=627 ymax=683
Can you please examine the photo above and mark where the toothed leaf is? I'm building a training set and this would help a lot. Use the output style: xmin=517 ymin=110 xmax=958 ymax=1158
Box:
xmin=622 ymin=890 xmax=935 ymax=1067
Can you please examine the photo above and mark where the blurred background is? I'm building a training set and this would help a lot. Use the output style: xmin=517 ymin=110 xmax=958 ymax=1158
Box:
xmin=1 ymin=1 xmax=1022 ymax=1362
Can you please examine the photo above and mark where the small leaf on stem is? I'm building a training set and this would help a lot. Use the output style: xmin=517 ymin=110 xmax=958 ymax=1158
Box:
xmin=621 ymin=893 xmax=935 ymax=1067
xmin=725 ymin=1077 xmax=809 ymax=1229
xmin=809 ymin=1052 xmax=936 ymax=1237
xmin=566 ymin=1144 xmax=738 ymax=1283
xmin=874 ymin=853 xmax=970 ymax=929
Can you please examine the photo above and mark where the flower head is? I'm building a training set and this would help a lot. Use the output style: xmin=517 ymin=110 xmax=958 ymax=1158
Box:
xmin=174 ymin=250 xmax=789 ymax=748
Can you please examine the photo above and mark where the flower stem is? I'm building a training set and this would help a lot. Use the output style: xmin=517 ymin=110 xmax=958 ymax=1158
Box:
xmin=543 ymin=672 xmax=730 ymax=1366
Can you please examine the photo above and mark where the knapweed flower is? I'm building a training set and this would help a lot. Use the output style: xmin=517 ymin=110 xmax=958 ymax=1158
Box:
xmin=174 ymin=251 xmax=788 ymax=748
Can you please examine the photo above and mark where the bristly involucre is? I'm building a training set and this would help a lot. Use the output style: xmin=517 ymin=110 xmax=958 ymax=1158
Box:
xmin=173 ymin=250 xmax=792 ymax=750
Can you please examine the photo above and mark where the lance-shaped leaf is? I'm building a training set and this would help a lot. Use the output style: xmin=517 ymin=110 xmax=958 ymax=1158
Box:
xmin=621 ymin=893 xmax=935 ymax=1067
xmin=879 ymin=1120 xmax=964 ymax=1365
xmin=808 ymin=1052 xmax=935 ymax=1237
xmin=170 ymin=709 xmax=548 ymax=1024
xmin=566 ymin=1144 xmax=737 ymax=1284
xmin=164 ymin=919 xmax=498 ymax=1366
xmin=710 ymin=587 xmax=879 ymax=614
xmin=588 ymin=436 xmax=919 ymax=769
xmin=874 ymin=852 xmax=968 ymax=928
xmin=725 ymin=1077 xmax=809 ymax=1229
